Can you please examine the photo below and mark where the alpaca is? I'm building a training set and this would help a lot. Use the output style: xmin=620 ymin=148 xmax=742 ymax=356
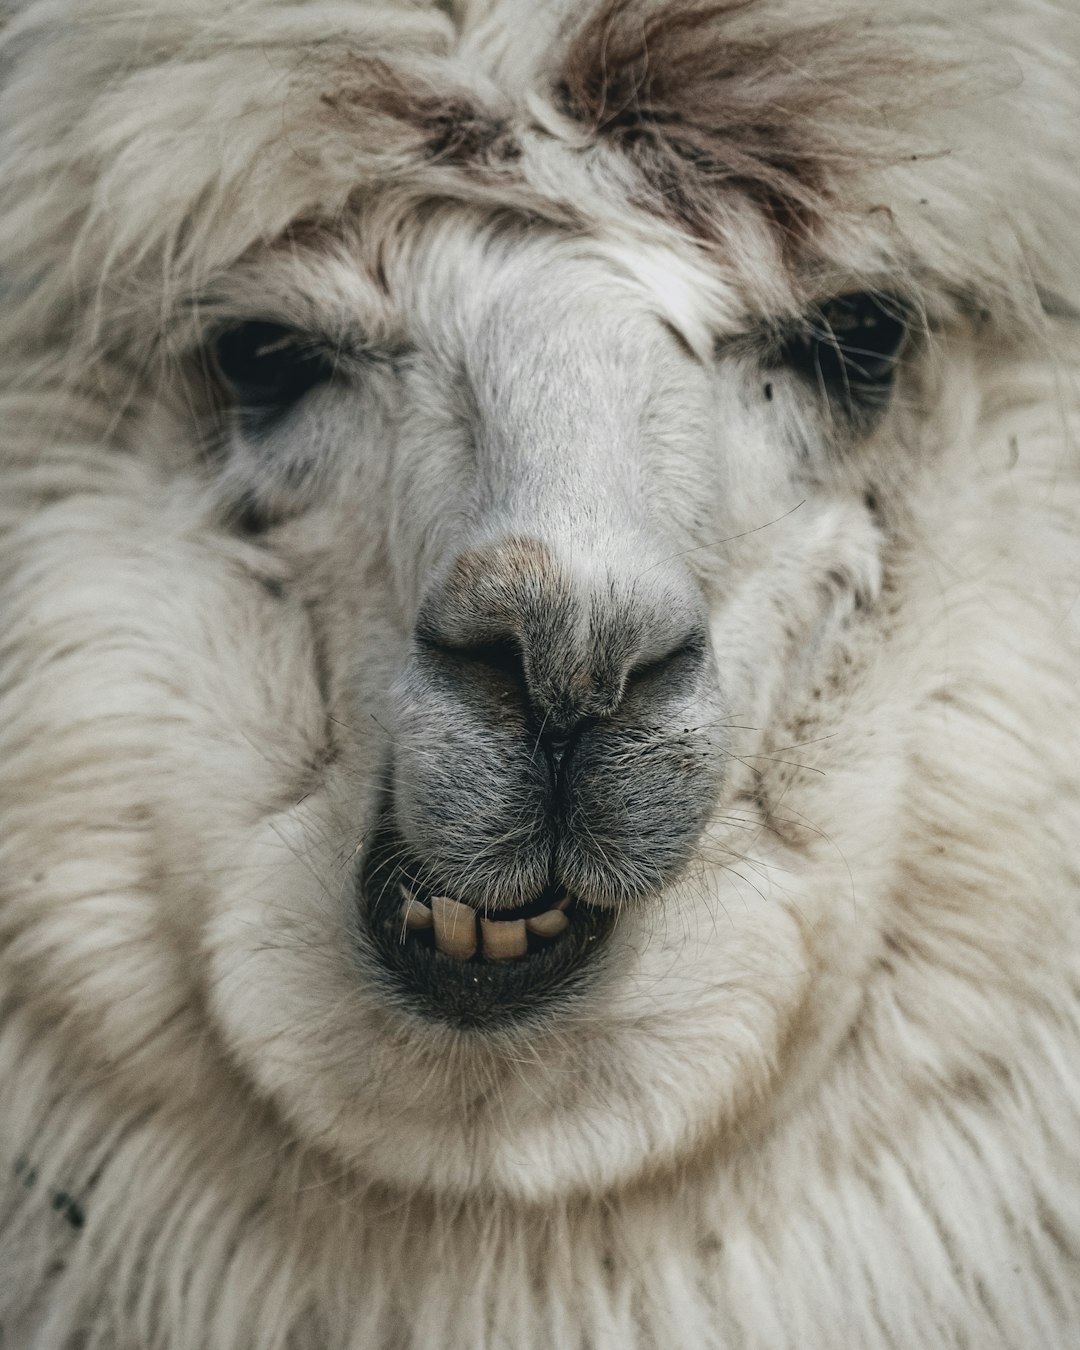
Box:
xmin=1 ymin=0 xmax=1080 ymax=1345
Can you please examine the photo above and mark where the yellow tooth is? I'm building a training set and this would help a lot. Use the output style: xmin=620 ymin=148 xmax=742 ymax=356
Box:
xmin=431 ymin=896 xmax=477 ymax=959
xmin=480 ymin=917 xmax=528 ymax=961
xmin=554 ymin=895 xmax=571 ymax=912
xmin=525 ymin=909 xmax=569 ymax=939
xmin=400 ymin=887 xmax=433 ymax=931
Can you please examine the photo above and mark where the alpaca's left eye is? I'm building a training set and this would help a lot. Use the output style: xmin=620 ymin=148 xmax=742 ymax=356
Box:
xmin=779 ymin=292 xmax=909 ymax=419
xmin=213 ymin=321 xmax=336 ymax=426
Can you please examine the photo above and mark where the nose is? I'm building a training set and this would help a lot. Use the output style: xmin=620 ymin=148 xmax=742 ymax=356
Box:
xmin=415 ymin=534 xmax=707 ymax=747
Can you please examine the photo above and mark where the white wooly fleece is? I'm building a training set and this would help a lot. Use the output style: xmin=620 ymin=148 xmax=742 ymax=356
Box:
xmin=0 ymin=1 xmax=1079 ymax=1348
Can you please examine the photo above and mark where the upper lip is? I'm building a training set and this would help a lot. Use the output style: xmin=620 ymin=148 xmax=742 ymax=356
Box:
xmin=393 ymin=856 xmax=570 ymax=920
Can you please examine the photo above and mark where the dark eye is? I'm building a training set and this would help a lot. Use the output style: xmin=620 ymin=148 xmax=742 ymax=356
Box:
xmin=778 ymin=292 xmax=909 ymax=420
xmin=213 ymin=321 xmax=336 ymax=430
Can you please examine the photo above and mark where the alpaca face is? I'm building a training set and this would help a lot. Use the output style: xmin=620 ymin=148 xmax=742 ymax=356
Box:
xmin=174 ymin=207 xmax=906 ymax=1195
xmin=6 ymin=4 xmax=1080 ymax=1342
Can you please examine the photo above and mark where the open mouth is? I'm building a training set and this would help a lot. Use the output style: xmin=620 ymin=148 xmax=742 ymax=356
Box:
xmin=359 ymin=815 xmax=617 ymax=1028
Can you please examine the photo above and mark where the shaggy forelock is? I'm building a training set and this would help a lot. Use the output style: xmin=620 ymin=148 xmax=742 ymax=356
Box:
xmin=0 ymin=0 xmax=1072 ymax=379
xmin=553 ymin=0 xmax=930 ymax=247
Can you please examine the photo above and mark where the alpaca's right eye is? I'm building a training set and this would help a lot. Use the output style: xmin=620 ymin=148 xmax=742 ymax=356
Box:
xmin=213 ymin=321 xmax=336 ymax=425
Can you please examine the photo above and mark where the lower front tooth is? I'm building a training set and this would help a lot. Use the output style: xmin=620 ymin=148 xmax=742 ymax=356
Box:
xmin=432 ymin=896 xmax=477 ymax=959
xmin=480 ymin=917 xmax=527 ymax=960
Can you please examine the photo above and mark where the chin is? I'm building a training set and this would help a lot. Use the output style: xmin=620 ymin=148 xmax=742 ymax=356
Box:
xmin=2 ymin=1 xmax=1080 ymax=1346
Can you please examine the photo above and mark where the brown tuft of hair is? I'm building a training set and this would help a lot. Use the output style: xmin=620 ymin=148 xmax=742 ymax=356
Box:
xmin=322 ymin=58 xmax=521 ymax=173
xmin=556 ymin=0 xmax=922 ymax=245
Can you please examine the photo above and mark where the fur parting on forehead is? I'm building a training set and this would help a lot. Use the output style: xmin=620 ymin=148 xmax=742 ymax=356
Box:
xmin=553 ymin=0 xmax=936 ymax=248
xmin=596 ymin=231 xmax=741 ymax=355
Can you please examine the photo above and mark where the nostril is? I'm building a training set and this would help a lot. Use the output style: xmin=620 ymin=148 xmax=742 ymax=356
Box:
xmin=419 ymin=632 xmax=528 ymax=690
xmin=627 ymin=629 xmax=708 ymax=687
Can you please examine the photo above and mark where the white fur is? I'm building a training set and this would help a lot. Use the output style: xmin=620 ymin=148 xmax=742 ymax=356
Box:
xmin=1 ymin=1 xmax=1080 ymax=1346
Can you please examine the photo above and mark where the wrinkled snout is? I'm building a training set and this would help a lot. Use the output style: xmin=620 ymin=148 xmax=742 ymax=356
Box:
xmin=360 ymin=524 xmax=725 ymax=1023
xmin=383 ymin=528 xmax=723 ymax=909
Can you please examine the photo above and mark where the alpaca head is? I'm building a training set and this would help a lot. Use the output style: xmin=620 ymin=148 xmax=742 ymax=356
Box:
xmin=0 ymin=0 xmax=1074 ymax=1202
xmin=192 ymin=211 xmax=897 ymax=1196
